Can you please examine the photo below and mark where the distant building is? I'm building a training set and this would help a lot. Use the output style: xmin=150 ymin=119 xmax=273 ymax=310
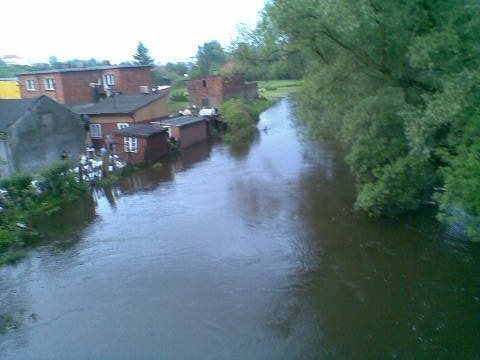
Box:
xmin=17 ymin=65 xmax=153 ymax=105
xmin=186 ymin=74 xmax=258 ymax=108
xmin=71 ymin=88 xmax=170 ymax=149
xmin=0 ymin=78 xmax=21 ymax=99
xmin=0 ymin=96 xmax=85 ymax=178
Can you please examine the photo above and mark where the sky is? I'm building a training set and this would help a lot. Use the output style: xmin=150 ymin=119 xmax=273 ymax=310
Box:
xmin=2 ymin=0 xmax=265 ymax=65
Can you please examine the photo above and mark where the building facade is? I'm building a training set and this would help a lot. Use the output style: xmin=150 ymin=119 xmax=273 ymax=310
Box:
xmin=17 ymin=65 xmax=153 ymax=105
xmin=72 ymin=89 xmax=170 ymax=149
xmin=0 ymin=96 xmax=85 ymax=177
xmin=111 ymin=124 xmax=169 ymax=164
xmin=156 ymin=116 xmax=208 ymax=149
xmin=186 ymin=75 xmax=258 ymax=108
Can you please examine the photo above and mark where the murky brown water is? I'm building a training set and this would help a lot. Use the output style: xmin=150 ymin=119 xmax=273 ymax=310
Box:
xmin=1 ymin=99 xmax=479 ymax=359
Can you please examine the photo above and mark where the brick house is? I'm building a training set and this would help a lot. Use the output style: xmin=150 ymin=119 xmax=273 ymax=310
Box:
xmin=111 ymin=124 xmax=169 ymax=164
xmin=186 ymin=74 xmax=258 ymax=108
xmin=0 ymin=96 xmax=85 ymax=178
xmin=155 ymin=115 xmax=208 ymax=148
xmin=17 ymin=65 xmax=153 ymax=105
xmin=72 ymin=88 xmax=170 ymax=149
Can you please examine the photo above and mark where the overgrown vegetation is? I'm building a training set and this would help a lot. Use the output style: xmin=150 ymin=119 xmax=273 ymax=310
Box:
xmin=244 ymin=0 xmax=480 ymax=240
xmin=0 ymin=162 xmax=89 ymax=265
xmin=220 ymin=99 xmax=257 ymax=143
xmin=220 ymin=97 xmax=274 ymax=144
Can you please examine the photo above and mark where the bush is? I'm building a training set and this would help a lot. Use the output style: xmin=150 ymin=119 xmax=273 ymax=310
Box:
xmin=170 ymin=90 xmax=188 ymax=102
xmin=220 ymin=99 xmax=257 ymax=143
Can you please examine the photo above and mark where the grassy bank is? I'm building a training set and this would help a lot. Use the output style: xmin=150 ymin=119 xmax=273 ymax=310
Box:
xmin=258 ymin=80 xmax=303 ymax=100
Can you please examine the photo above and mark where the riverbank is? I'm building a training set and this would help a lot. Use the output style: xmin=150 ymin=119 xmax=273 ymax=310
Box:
xmin=2 ymin=99 xmax=478 ymax=359
xmin=0 ymin=162 xmax=90 ymax=266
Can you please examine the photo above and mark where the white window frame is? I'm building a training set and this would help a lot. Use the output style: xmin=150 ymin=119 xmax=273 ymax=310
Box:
xmin=45 ymin=78 xmax=56 ymax=90
xmin=90 ymin=124 xmax=102 ymax=138
xmin=124 ymin=136 xmax=137 ymax=153
xmin=117 ymin=123 xmax=129 ymax=129
xmin=26 ymin=79 xmax=35 ymax=91
xmin=104 ymin=74 xmax=115 ymax=86
xmin=95 ymin=77 xmax=102 ymax=85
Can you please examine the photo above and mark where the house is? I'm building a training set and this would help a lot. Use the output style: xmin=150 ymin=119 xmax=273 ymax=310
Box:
xmin=71 ymin=87 xmax=170 ymax=149
xmin=17 ymin=65 xmax=153 ymax=105
xmin=186 ymin=74 xmax=258 ymax=108
xmin=111 ymin=124 xmax=169 ymax=164
xmin=0 ymin=96 xmax=85 ymax=178
xmin=155 ymin=115 xmax=208 ymax=148
xmin=0 ymin=78 xmax=21 ymax=99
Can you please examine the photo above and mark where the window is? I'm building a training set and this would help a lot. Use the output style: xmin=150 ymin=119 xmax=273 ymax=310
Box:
xmin=124 ymin=137 xmax=137 ymax=153
xmin=26 ymin=79 xmax=35 ymax=91
xmin=45 ymin=78 xmax=56 ymax=90
xmin=202 ymin=79 xmax=207 ymax=87
xmin=117 ymin=123 xmax=129 ymax=129
xmin=95 ymin=77 xmax=102 ymax=85
xmin=104 ymin=74 xmax=115 ymax=86
xmin=90 ymin=124 xmax=102 ymax=138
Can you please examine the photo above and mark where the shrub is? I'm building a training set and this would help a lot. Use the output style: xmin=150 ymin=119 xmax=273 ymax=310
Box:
xmin=220 ymin=99 xmax=256 ymax=143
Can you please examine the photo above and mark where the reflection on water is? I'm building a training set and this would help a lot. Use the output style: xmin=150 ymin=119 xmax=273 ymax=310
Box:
xmin=1 ymin=99 xmax=479 ymax=359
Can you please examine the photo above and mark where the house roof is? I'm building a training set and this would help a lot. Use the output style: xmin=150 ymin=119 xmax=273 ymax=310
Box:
xmin=0 ymin=97 xmax=41 ymax=131
xmin=17 ymin=64 xmax=152 ymax=76
xmin=71 ymin=90 xmax=169 ymax=116
xmin=112 ymin=123 xmax=167 ymax=138
xmin=158 ymin=115 xmax=206 ymax=127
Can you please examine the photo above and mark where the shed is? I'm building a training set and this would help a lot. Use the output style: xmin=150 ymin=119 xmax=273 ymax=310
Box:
xmin=0 ymin=96 xmax=85 ymax=178
xmin=111 ymin=123 xmax=169 ymax=164
xmin=155 ymin=116 xmax=208 ymax=148
xmin=72 ymin=88 xmax=170 ymax=149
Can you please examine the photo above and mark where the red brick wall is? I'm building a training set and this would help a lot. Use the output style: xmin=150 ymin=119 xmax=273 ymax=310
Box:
xmin=19 ymin=73 xmax=64 ymax=102
xmin=145 ymin=133 xmax=169 ymax=162
xmin=176 ymin=122 xmax=208 ymax=148
xmin=19 ymin=67 xmax=153 ymax=104
xmin=61 ymin=71 xmax=102 ymax=104
xmin=186 ymin=75 xmax=251 ymax=108
xmin=117 ymin=67 xmax=152 ymax=94
xmin=186 ymin=76 xmax=224 ymax=108
xmin=113 ymin=133 xmax=168 ymax=164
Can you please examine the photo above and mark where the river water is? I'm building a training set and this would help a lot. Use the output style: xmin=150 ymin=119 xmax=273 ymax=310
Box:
xmin=1 ymin=99 xmax=479 ymax=359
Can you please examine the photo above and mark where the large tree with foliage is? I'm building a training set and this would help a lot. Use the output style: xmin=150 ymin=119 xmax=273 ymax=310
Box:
xmin=190 ymin=41 xmax=227 ymax=77
xmin=258 ymin=0 xmax=480 ymax=239
xmin=133 ymin=41 xmax=154 ymax=65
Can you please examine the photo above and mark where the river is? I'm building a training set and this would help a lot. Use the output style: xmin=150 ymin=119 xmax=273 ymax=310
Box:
xmin=1 ymin=99 xmax=479 ymax=359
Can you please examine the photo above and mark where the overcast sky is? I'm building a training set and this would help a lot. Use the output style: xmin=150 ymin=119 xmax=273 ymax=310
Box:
xmin=2 ymin=0 xmax=265 ymax=65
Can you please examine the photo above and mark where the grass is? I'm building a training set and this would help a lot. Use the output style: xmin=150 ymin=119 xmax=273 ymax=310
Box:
xmin=257 ymin=79 xmax=303 ymax=100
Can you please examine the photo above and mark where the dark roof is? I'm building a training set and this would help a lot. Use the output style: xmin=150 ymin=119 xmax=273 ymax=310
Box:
xmin=71 ymin=90 xmax=169 ymax=115
xmin=0 ymin=97 xmax=41 ymax=131
xmin=17 ymin=64 xmax=152 ymax=76
xmin=111 ymin=123 xmax=167 ymax=138
xmin=158 ymin=115 xmax=206 ymax=127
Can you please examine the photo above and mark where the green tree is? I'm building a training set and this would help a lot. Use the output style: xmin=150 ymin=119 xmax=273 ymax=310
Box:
xmin=133 ymin=41 xmax=154 ymax=65
xmin=259 ymin=0 xmax=480 ymax=238
xmin=190 ymin=41 xmax=227 ymax=77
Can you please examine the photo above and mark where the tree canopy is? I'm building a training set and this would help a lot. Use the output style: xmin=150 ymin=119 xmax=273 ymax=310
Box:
xmin=255 ymin=0 xmax=480 ymax=239
xmin=133 ymin=41 xmax=155 ymax=65
xmin=190 ymin=41 xmax=227 ymax=77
